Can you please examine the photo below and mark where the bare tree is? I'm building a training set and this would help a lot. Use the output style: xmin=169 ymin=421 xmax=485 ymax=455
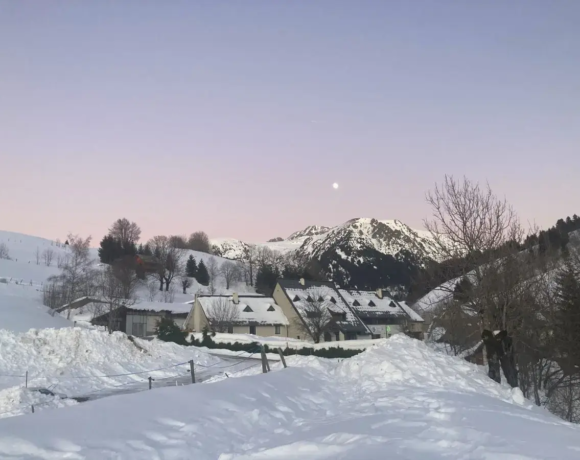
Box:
xmin=423 ymin=176 xmax=526 ymax=361
xmin=169 ymin=235 xmax=188 ymax=249
xmin=162 ymin=284 xmax=176 ymax=303
xmin=46 ymin=234 xmax=97 ymax=317
xmin=109 ymin=218 xmax=141 ymax=245
xmin=238 ymin=244 xmax=257 ymax=286
xmin=111 ymin=256 xmax=140 ymax=299
xmin=145 ymin=275 xmax=158 ymax=301
xmin=148 ymin=236 xmax=185 ymax=292
xmin=206 ymin=297 xmax=240 ymax=332
xmin=293 ymin=290 xmax=335 ymax=343
xmin=0 ymin=243 xmax=10 ymax=260
xmin=220 ymin=261 xmax=241 ymax=290
xmin=95 ymin=266 xmax=136 ymax=333
xmin=188 ymin=231 xmax=211 ymax=253
xmin=206 ymin=257 xmax=220 ymax=295
xmin=42 ymin=248 xmax=55 ymax=267
xmin=35 ymin=247 xmax=41 ymax=265
xmin=180 ymin=273 xmax=192 ymax=294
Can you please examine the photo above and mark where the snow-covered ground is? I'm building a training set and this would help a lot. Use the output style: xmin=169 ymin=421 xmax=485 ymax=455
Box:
xmin=0 ymin=327 xmax=221 ymax=418
xmin=1 ymin=335 xmax=579 ymax=459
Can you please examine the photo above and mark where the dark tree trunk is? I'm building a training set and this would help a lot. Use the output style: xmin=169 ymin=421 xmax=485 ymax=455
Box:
xmin=159 ymin=278 xmax=164 ymax=291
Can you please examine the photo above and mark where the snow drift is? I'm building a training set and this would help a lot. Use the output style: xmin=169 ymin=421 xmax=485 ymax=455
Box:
xmin=0 ymin=328 xmax=219 ymax=417
xmin=1 ymin=335 xmax=579 ymax=459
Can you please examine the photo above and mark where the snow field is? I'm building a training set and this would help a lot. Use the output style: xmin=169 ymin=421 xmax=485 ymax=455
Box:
xmin=0 ymin=328 xmax=221 ymax=418
xmin=1 ymin=336 xmax=577 ymax=458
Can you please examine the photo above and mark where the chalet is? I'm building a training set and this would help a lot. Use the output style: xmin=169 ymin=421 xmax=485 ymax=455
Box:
xmin=184 ymin=293 xmax=289 ymax=337
xmin=273 ymin=279 xmax=372 ymax=342
xmin=339 ymin=288 xmax=425 ymax=339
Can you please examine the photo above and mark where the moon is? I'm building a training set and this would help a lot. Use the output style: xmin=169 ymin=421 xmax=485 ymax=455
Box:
xmin=332 ymin=183 xmax=339 ymax=190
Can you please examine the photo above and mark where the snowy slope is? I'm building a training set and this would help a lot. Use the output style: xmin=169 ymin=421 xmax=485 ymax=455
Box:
xmin=1 ymin=335 xmax=579 ymax=459
xmin=0 ymin=282 xmax=71 ymax=332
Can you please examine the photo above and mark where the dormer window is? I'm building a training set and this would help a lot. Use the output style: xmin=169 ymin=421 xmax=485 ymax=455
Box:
xmin=293 ymin=295 xmax=301 ymax=302
xmin=318 ymin=296 xmax=324 ymax=302
xmin=352 ymin=300 xmax=361 ymax=307
xmin=267 ymin=305 xmax=275 ymax=312
xmin=243 ymin=306 xmax=253 ymax=312
xmin=368 ymin=300 xmax=376 ymax=307
xmin=389 ymin=301 xmax=396 ymax=308
xmin=306 ymin=295 xmax=313 ymax=302
xmin=329 ymin=297 xmax=336 ymax=304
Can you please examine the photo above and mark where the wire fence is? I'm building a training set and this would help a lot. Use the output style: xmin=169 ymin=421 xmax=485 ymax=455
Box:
xmin=0 ymin=344 xmax=280 ymax=419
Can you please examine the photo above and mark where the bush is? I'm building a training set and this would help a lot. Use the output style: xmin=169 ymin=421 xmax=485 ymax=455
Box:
xmin=156 ymin=317 xmax=188 ymax=345
xmin=188 ymin=334 xmax=363 ymax=359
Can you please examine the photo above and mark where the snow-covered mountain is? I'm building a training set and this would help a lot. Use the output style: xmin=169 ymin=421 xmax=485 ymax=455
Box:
xmin=211 ymin=219 xmax=438 ymax=294
xmin=287 ymin=225 xmax=331 ymax=241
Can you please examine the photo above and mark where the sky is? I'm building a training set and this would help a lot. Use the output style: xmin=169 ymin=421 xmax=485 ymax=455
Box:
xmin=1 ymin=1 xmax=579 ymax=244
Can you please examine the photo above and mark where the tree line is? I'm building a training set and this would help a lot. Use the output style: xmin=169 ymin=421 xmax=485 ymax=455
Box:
xmin=418 ymin=175 xmax=580 ymax=423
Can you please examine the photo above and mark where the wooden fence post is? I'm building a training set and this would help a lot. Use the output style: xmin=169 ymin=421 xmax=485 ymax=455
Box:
xmin=277 ymin=348 xmax=287 ymax=368
xmin=261 ymin=346 xmax=268 ymax=373
xmin=25 ymin=371 xmax=28 ymax=388
xmin=189 ymin=360 xmax=196 ymax=384
xmin=148 ymin=376 xmax=154 ymax=390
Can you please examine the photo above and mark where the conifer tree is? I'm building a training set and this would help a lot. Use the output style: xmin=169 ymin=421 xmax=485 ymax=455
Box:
xmin=255 ymin=264 xmax=279 ymax=295
xmin=195 ymin=260 xmax=210 ymax=286
xmin=554 ymin=259 xmax=580 ymax=371
xmin=186 ymin=255 xmax=198 ymax=278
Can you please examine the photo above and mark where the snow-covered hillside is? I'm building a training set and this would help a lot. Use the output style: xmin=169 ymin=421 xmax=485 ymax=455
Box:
xmin=1 ymin=335 xmax=579 ymax=459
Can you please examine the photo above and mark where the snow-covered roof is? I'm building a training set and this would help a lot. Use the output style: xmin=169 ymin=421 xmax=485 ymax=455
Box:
xmin=339 ymin=289 xmax=424 ymax=323
xmin=128 ymin=302 xmax=192 ymax=315
xmin=278 ymin=280 xmax=370 ymax=334
xmin=198 ymin=295 xmax=288 ymax=326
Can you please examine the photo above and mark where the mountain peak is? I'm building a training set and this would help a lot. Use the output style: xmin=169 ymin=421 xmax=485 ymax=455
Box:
xmin=287 ymin=225 xmax=331 ymax=241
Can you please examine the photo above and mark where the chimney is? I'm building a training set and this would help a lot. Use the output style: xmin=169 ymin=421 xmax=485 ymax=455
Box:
xmin=376 ymin=288 xmax=383 ymax=299
xmin=299 ymin=278 xmax=305 ymax=286
xmin=232 ymin=292 xmax=239 ymax=304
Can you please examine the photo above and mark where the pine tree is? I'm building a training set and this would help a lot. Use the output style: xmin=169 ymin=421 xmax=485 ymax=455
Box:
xmin=137 ymin=243 xmax=144 ymax=255
xmin=554 ymin=260 xmax=580 ymax=371
xmin=186 ymin=255 xmax=198 ymax=278
xmin=143 ymin=244 xmax=153 ymax=256
xmin=255 ymin=264 xmax=280 ymax=295
xmin=98 ymin=235 xmax=124 ymax=264
xmin=196 ymin=260 xmax=210 ymax=286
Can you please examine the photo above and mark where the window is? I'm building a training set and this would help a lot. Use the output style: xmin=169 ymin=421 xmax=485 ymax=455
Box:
xmin=267 ymin=305 xmax=275 ymax=312
xmin=335 ymin=331 xmax=340 ymax=341
xmin=275 ymin=325 xmax=281 ymax=335
xmin=249 ymin=325 xmax=256 ymax=335
xmin=368 ymin=300 xmax=376 ymax=307
xmin=306 ymin=295 xmax=313 ymax=302
xmin=293 ymin=295 xmax=301 ymax=301
xmin=329 ymin=297 xmax=336 ymax=304
xmin=352 ymin=300 xmax=360 ymax=307
xmin=243 ymin=306 xmax=253 ymax=312
xmin=324 ymin=332 xmax=332 ymax=342
xmin=318 ymin=296 xmax=324 ymax=302
xmin=227 ymin=326 xmax=233 ymax=334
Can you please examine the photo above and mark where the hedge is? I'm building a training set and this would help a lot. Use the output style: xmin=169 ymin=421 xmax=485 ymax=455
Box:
xmin=189 ymin=332 xmax=364 ymax=359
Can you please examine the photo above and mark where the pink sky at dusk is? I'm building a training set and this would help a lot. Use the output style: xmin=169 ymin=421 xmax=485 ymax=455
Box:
xmin=1 ymin=1 xmax=578 ymax=244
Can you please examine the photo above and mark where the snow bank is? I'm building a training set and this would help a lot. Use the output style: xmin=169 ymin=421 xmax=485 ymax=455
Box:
xmin=2 ymin=335 xmax=578 ymax=458
xmin=0 ymin=328 xmax=220 ymax=417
